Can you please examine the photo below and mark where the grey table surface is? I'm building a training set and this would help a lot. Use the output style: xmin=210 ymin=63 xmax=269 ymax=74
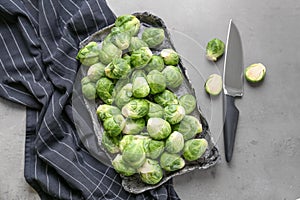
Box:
xmin=1 ymin=0 xmax=300 ymax=199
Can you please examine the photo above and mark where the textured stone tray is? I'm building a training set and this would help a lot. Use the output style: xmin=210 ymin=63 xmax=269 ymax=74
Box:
xmin=79 ymin=12 xmax=220 ymax=194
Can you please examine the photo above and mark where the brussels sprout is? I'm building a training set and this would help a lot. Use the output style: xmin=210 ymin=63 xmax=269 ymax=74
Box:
xmin=245 ymin=63 xmax=266 ymax=83
xmin=164 ymin=104 xmax=185 ymax=125
xmin=147 ymin=118 xmax=171 ymax=140
xmin=105 ymin=58 xmax=131 ymax=79
xmin=205 ymin=74 xmax=222 ymax=96
xmin=101 ymin=131 xmax=121 ymax=154
xmin=122 ymin=139 xmax=146 ymax=168
xmin=121 ymin=99 xmax=149 ymax=119
xmin=162 ymin=65 xmax=183 ymax=89
xmin=108 ymin=27 xmax=131 ymax=50
xmin=115 ymin=14 xmax=141 ymax=36
xmin=144 ymin=139 xmax=164 ymax=159
xmin=132 ymin=77 xmax=150 ymax=98
xmin=160 ymin=49 xmax=179 ymax=66
xmin=114 ymin=83 xmax=133 ymax=108
xmin=145 ymin=55 xmax=165 ymax=73
xmin=183 ymin=138 xmax=208 ymax=161
xmin=165 ymin=131 xmax=184 ymax=154
xmin=119 ymin=135 xmax=134 ymax=152
xmin=131 ymin=69 xmax=147 ymax=80
xmin=173 ymin=115 xmax=202 ymax=140
xmin=96 ymin=77 xmax=114 ymax=104
xmin=206 ymin=38 xmax=225 ymax=61
xmin=146 ymin=70 xmax=166 ymax=94
xmin=81 ymin=77 xmax=96 ymax=100
xmin=112 ymin=78 xmax=130 ymax=99
xmin=76 ymin=41 xmax=101 ymax=66
xmin=146 ymin=101 xmax=164 ymax=120
xmin=103 ymin=114 xmax=125 ymax=137
xmin=112 ymin=154 xmax=136 ymax=176
xmin=160 ymin=152 xmax=185 ymax=172
xmin=138 ymin=159 xmax=163 ymax=185
xmin=129 ymin=37 xmax=148 ymax=52
xmin=96 ymin=104 xmax=121 ymax=121
xmin=99 ymin=42 xmax=122 ymax=65
xmin=179 ymin=94 xmax=196 ymax=114
xmin=122 ymin=118 xmax=145 ymax=135
xmin=119 ymin=133 xmax=150 ymax=152
xmin=141 ymin=28 xmax=165 ymax=48
xmin=154 ymin=90 xmax=179 ymax=107
xmin=87 ymin=62 xmax=106 ymax=82
xmin=130 ymin=47 xmax=153 ymax=69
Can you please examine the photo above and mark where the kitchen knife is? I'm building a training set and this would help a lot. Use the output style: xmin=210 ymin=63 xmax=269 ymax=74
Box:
xmin=223 ymin=19 xmax=243 ymax=162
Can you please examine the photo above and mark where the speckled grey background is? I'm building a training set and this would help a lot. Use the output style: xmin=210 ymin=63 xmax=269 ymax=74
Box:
xmin=1 ymin=0 xmax=300 ymax=199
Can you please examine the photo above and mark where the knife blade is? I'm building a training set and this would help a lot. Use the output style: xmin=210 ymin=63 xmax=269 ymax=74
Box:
xmin=223 ymin=19 xmax=243 ymax=162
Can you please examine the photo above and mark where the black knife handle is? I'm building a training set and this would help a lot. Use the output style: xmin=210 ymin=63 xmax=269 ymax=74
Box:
xmin=224 ymin=95 xmax=239 ymax=162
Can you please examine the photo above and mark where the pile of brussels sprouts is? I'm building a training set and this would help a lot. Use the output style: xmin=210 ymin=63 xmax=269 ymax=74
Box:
xmin=77 ymin=14 xmax=208 ymax=185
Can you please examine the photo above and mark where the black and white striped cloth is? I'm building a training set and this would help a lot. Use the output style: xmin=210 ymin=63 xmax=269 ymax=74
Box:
xmin=0 ymin=0 xmax=180 ymax=199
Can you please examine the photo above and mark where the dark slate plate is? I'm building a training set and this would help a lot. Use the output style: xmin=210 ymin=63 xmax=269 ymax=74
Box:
xmin=78 ymin=12 xmax=220 ymax=194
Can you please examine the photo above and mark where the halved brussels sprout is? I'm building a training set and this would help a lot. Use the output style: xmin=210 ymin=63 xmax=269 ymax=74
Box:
xmin=96 ymin=77 xmax=114 ymax=104
xmin=154 ymin=90 xmax=179 ymax=107
xmin=99 ymin=42 xmax=122 ymax=65
xmin=146 ymin=70 xmax=166 ymax=94
xmin=173 ymin=115 xmax=202 ymax=140
xmin=132 ymin=76 xmax=150 ymax=98
xmin=147 ymin=118 xmax=171 ymax=140
xmin=160 ymin=49 xmax=179 ymax=66
xmin=103 ymin=114 xmax=125 ymax=137
xmin=145 ymin=55 xmax=165 ymax=73
xmin=105 ymin=58 xmax=131 ymax=79
xmin=160 ymin=152 xmax=185 ymax=172
xmin=138 ymin=159 xmax=163 ymax=185
xmin=112 ymin=154 xmax=136 ymax=176
xmin=130 ymin=47 xmax=153 ymax=69
xmin=205 ymin=74 xmax=223 ymax=96
xmin=101 ymin=131 xmax=121 ymax=154
xmin=179 ymin=94 xmax=196 ymax=114
xmin=144 ymin=139 xmax=165 ymax=159
xmin=244 ymin=63 xmax=266 ymax=83
xmin=115 ymin=14 xmax=141 ymax=36
xmin=206 ymin=38 xmax=225 ymax=61
xmin=114 ymin=83 xmax=133 ymax=109
xmin=122 ymin=118 xmax=145 ymax=135
xmin=76 ymin=41 xmax=101 ymax=66
xmin=165 ymin=131 xmax=184 ymax=154
xmin=96 ymin=104 xmax=121 ymax=121
xmin=108 ymin=27 xmax=131 ymax=50
xmin=87 ymin=62 xmax=106 ymax=82
xmin=122 ymin=139 xmax=146 ymax=168
xmin=121 ymin=99 xmax=149 ymax=119
xmin=141 ymin=27 xmax=165 ymax=48
xmin=81 ymin=77 xmax=96 ymax=100
xmin=146 ymin=101 xmax=164 ymax=120
xmin=183 ymin=138 xmax=208 ymax=161
xmin=128 ymin=37 xmax=148 ymax=52
xmin=164 ymin=104 xmax=185 ymax=125
xmin=162 ymin=65 xmax=183 ymax=89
